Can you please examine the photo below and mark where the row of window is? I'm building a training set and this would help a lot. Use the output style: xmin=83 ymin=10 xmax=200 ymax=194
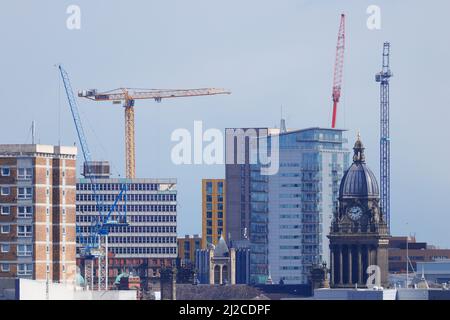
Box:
xmin=0 ymin=186 xmax=33 ymax=199
xmin=109 ymin=246 xmax=176 ymax=255
xmin=76 ymin=204 xmax=176 ymax=213
xmin=205 ymin=181 xmax=224 ymax=195
xmin=206 ymin=227 xmax=223 ymax=236
xmin=76 ymin=214 xmax=176 ymax=223
xmin=77 ymin=183 xmax=160 ymax=191
xmin=0 ymin=263 xmax=32 ymax=275
xmin=205 ymin=195 xmax=224 ymax=203
xmin=205 ymin=203 xmax=224 ymax=211
xmin=205 ymin=211 xmax=224 ymax=219
xmin=0 ymin=225 xmax=32 ymax=237
xmin=0 ymin=244 xmax=32 ymax=256
xmin=76 ymin=193 xmax=176 ymax=202
xmin=1 ymin=206 xmax=33 ymax=218
xmin=77 ymin=235 xmax=176 ymax=245
xmin=76 ymin=225 xmax=177 ymax=234
xmin=206 ymin=219 xmax=223 ymax=227
xmin=0 ymin=167 xmax=33 ymax=179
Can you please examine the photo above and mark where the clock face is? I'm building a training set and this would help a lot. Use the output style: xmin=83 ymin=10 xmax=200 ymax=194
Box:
xmin=347 ymin=206 xmax=363 ymax=221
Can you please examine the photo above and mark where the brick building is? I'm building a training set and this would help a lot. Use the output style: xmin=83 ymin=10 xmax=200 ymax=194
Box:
xmin=0 ymin=144 xmax=77 ymax=283
xmin=202 ymin=179 xmax=226 ymax=248
xmin=177 ymin=234 xmax=201 ymax=267
xmin=389 ymin=236 xmax=450 ymax=273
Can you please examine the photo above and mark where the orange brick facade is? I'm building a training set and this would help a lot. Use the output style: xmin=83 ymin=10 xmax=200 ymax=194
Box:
xmin=0 ymin=145 xmax=77 ymax=283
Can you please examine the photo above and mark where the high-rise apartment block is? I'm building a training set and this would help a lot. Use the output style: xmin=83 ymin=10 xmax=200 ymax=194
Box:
xmin=75 ymin=162 xmax=178 ymax=287
xmin=225 ymin=127 xmax=277 ymax=284
xmin=269 ymin=128 xmax=348 ymax=284
xmin=225 ymin=127 xmax=349 ymax=284
xmin=202 ymin=179 xmax=226 ymax=248
xmin=0 ymin=144 xmax=77 ymax=283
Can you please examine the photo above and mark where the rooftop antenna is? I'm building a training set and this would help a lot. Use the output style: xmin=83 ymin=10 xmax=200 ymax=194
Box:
xmin=280 ymin=105 xmax=287 ymax=133
xmin=32 ymin=121 xmax=36 ymax=144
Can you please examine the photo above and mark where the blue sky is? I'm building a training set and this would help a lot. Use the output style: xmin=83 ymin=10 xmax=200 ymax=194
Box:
xmin=1 ymin=1 xmax=449 ymax=246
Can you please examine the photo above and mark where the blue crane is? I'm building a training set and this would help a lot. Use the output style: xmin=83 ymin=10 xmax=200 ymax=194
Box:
xmin=375 ymin=42 xmax=393 ymax=232
xmin=58 ymin=65 xmax=128 ymax=290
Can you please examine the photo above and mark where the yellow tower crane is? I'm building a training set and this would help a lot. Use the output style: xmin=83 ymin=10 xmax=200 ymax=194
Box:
xmin=78 ymin=87 xmax=231 ymax=178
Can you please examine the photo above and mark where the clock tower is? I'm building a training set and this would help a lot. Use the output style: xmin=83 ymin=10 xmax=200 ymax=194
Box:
xmin=328 ymin=134 xmax=390 ymax=288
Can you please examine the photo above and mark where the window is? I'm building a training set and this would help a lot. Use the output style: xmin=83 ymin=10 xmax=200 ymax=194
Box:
xmin=18 ymin=187 xmax=32 ymax=200
xmin=17 ymin=168 xmax=32 ymax=180
xmin=206 ymin=182 xmax=213 ymax=194
xmin=18 ymin=206 xmax=33 ymax=218
xmin=1 ymin=264 xmax=10 ymax=272
xmin=17 ymin=264 xmax=33 ymax=276
xmin=0 ymin=206 xmax=10 ymax=215
xmin=1 ymin=225 xmax=10 ymax=234
xmin=1 ymin=187 xmax=10 ymax=196
xmin=17 ymin=244 xmax=32 ymax=257
xmin=1 ymin=244 xmax=10 ymax=253
xmin=1 ymin=167 xmax=10 ymax=177
xmin=18 ymin=225 xmax=32 ymax=237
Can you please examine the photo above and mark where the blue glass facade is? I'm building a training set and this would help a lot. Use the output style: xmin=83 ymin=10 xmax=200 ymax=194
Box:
xmin=268 ymin=128 xmax=349 ymax=284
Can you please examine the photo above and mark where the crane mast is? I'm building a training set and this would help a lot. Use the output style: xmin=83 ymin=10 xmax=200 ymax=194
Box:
xmin=79 ymin=87 xmax=231 ymax=179
xmin=376 ymin=42 xmax=393 ymax=231
xmin=331 ymin=14 xmax=346 ymax=129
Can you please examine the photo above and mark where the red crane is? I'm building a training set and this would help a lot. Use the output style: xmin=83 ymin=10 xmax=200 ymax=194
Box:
xmin=331 ymin=14 xmax=346 ymax=128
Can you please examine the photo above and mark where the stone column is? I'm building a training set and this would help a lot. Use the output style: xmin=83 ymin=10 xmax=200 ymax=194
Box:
xmin=339 ymin=245 xmax=343 ymax=285
xmin=358 ymin=245 xmax=363 ymax=285
xmin=330 ymin=247 xmax=335 ymax=286
xmin=366 ymin=246 xmax=371 ymax=271
xmin=348 ymin=245 xmax=352 ymax=285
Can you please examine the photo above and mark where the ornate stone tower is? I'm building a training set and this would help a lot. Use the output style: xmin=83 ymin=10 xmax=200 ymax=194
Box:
xmin=209 ymin=236 xmax=236 ymax=285
xmin=328 ymin=134 xmax=390 ymax=288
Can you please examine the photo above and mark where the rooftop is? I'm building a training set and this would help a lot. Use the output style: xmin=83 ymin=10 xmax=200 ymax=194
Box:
xmin=0 ymin=144 xmax=77 ymax=157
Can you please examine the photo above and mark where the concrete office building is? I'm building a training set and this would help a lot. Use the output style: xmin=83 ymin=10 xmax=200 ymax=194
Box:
xmin=76 ymin=162 xmax=177 ymax=288
xmin=0 ymin=144 xmax=77 ymax=283
xmin=202 ymin=179 xmax=226 ymax=248
xmin=225 ymin=127 xmax=349 ymax=284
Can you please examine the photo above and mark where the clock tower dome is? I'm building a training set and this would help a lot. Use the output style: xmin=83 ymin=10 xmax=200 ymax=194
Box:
xmin=328 ymin=134 xmax=390 ymax=288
